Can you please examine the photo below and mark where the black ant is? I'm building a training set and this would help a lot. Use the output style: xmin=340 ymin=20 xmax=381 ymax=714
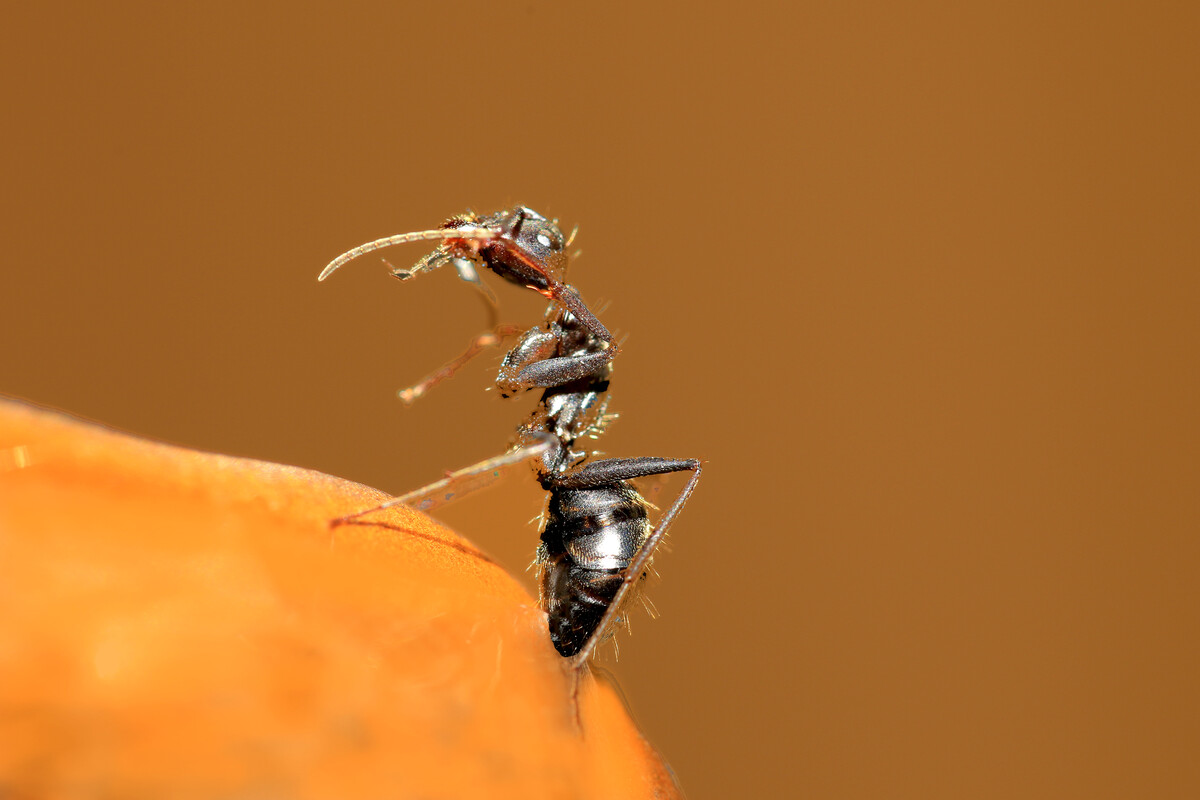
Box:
xmin=319 ymin=207 xmax=701 ymax=668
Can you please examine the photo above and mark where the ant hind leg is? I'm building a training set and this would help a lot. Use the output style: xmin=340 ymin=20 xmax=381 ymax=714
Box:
xmin=330 ymin=434 xmax=557 ymax=527
xmin=546 ymin=457 xmax=703 ymax=669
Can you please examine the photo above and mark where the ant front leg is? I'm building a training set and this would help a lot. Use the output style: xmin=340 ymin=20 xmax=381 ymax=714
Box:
xmin=550 ymin=456 xmax=703 ymax=669
xmin=497 ymin=286 xmax=619 ymax=395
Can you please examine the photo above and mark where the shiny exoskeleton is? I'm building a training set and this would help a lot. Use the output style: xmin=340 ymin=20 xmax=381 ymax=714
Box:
xmin=319 ymin=207 xmax=701 ymax=666
xmin=500 ymin=301 xmax=701 ymax=660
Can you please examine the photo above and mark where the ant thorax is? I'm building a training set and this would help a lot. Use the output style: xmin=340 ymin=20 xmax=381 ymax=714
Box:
xmin=504 ymin=306 xmax=614 ymax=462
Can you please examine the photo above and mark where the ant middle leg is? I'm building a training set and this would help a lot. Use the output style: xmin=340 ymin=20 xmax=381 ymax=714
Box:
xmin=397 ymin=323 xmax=524 ymax=404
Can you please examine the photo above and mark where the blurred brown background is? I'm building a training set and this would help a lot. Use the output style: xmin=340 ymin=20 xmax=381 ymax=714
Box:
xmin=3 ymin=2 xmax=1197 ymax=797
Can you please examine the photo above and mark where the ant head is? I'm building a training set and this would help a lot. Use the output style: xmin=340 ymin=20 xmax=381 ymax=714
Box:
xmin=488 ymin=207 xmax=567 ymax=269
xmin=469 ymin=207 xmax=568 ymax=291
xmin=318 ymin=206 xmax=571 ymax=293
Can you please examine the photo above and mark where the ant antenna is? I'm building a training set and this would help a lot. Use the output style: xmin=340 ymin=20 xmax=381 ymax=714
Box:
xmin=317 ymin=226 xmax=497 ymax=282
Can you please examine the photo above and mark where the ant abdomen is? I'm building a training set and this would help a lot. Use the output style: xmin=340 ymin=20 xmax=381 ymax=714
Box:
xmin=539 ymin=482 xmax=651 ymax=657
xmin=540 ymin=559 xmax=622 ymax=657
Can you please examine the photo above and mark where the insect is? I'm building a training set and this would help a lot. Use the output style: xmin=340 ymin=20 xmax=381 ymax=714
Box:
xmin=320 ymin=207 xmax=701 ymax=667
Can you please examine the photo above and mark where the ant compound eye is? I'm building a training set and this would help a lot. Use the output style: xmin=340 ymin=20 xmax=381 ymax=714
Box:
xmin=533 ymin=226 xmax=564 ymax=252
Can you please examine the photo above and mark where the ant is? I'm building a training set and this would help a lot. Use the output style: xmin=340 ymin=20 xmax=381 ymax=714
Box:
xmin=319 ymin=207 xmax=701 ymax=668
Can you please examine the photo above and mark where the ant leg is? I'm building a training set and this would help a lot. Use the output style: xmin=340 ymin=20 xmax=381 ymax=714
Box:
xmin=330 ymin=433 xmax=558 ymax=527
xmin=398 ymin=324 xmax=523 ymax=404
xmin=382 ymin=253 xmax=500 ymax=325
xmin=550 ymin=457 xmax=700 ymax=491
xmin=499 ymin=286 xmax=620 ymax=392
xmin=382 ymin=251 xmax=449 ymax=283
xmin=448 ymin=256 xmax=500 ymax=319
xmin=548 ymin=457 xmax=703 ymax=668
xmin=496 ymin=323 xmax=580 ymax=397
xmin=506 ymin=347 xmax=615 ymax=392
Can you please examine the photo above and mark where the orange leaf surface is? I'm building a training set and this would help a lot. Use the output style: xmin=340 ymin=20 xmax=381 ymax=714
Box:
xmin=0 ymin=399 xmax=681 ymax=799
